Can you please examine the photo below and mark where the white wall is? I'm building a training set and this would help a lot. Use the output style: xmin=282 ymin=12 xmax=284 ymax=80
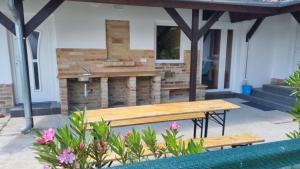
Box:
xmin=2 ymin=0 xmax=300 ymax=101
xmin=0 ymin=26 xmax=13 ymax=84
xmin=54 ymin=2 xmax=193 ymax=58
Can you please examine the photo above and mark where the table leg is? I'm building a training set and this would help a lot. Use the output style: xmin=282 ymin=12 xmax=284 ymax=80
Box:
xmin=204 ymin=112 xmax=209 ymax=138
xmin=193 ymin=120 xmax=197 ymax=138
xmin=222 ymin=110 xmax=227 ymax=136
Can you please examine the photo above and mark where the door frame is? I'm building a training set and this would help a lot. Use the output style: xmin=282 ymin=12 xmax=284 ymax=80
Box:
xmin=200 ymin=22 xmax=239 ymax=92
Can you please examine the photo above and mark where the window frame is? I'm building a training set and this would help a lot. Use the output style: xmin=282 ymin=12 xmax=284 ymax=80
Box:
xmin=27 ymin=30 xmax=42 ymax=92
xmin=154 ymin=21 xmax=184 ymax=63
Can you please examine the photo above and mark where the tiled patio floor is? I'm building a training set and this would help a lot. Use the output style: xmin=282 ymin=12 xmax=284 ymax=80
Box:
xmin=0 ymin=98 xmax=298 ymax=169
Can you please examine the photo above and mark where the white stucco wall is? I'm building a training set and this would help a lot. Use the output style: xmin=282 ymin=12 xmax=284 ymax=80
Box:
xmin=0 ymin=26 xmax=13 ymax=84
xmin=2 ymin=0 xmax=300 ymax=102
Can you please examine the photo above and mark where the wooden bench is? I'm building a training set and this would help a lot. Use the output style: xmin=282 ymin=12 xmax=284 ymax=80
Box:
xmin=106 ymin=133 xmax=264 ymax=162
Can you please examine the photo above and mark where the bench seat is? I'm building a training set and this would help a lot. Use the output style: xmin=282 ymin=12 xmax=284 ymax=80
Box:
xmin=87 ymin=112 xmax=206 ymax=128
xmin=106 ymin=133 xmax=264 ymax=161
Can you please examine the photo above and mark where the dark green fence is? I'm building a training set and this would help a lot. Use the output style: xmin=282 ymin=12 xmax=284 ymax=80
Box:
xmin=112 ymin=139 xmax=300 ymax=169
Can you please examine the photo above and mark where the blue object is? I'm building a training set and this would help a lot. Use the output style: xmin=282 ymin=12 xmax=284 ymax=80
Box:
xmin=242 ymin=85 xmax=252 ymax=96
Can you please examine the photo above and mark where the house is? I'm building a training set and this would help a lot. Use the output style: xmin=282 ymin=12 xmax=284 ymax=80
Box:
xmin=0 ymin=0 xmax=299 ymax=118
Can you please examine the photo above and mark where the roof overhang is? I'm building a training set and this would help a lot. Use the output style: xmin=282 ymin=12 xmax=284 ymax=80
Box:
xmin=67 ymin=0 xmax=300 ymax=14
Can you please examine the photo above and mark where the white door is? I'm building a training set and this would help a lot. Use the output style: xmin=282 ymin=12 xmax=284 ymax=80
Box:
xmin=201 ymin=29 xmax=234 ymax=91
xmin=9 ymin=30 xmax=57 ymax=104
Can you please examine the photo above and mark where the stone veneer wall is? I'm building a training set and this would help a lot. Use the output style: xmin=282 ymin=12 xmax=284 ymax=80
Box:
xmin=0 ymin=84 xmax=15 ymax=113
xmin=156 ymin=51 xmax=201 ymax=87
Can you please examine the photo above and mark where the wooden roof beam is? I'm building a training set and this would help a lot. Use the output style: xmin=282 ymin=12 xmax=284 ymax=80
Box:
xmin=24 ymin=0 xmax=64 ymax=37
xmin=165 ymin=8 xmax=192 ymax=40
xmin=0 ymin=11 xmax=15 ymax=35
xmin=197 ymin=11 xmax=224 ymax=40
xmin=291 ymin=12 xmax=300 ymax=24
xmin=246 ymin=18 xmax=264 ymax=42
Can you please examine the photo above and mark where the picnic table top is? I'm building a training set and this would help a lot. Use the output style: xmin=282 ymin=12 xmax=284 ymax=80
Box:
xmin=85 ymin=99 xmax=240 ymax=123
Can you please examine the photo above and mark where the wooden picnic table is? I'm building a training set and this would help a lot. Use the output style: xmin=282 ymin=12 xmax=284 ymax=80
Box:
xmin=85 ymin=99 xmax=240 ymax=138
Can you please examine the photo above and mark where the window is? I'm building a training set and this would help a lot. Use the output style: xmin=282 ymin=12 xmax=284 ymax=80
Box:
xmin=156 ymin=26 xmax=181 ymax=61
xmin=28 ymin=31 xmax=41 ymax=90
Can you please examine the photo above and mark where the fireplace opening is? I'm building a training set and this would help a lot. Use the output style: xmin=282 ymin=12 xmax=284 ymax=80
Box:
xmin=108 ymin=77 xmax=128 ymax=107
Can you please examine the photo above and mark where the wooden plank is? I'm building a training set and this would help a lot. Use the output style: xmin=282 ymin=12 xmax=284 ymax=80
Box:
xmin=24 ymin=0 xmax=64 ymax=37
xmin=197 ymin=11 xmax=224 ymax=40
xmin=85 ymin=100 xmax=240 ymax=123
xmin=189 ymin=9 xmax=199 ymax=101
xmin=246 ymin=18 xmax=264 ymax=42
xmin=164 ymin=8 xmax=192 ymax=40
xmin=106 ymin=133 xmax=264 ymax=161
xmin=0 ymin=11 xmax=16 ymax=35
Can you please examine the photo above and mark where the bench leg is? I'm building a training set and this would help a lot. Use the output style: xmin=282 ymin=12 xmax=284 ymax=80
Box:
xmin=193 ymin=119 xmax=204 ymax=138
xmin=204 ymin=112 xmax=209 ymax=138
xmin=193 ymin=120 xmax=197 ymax=138
xmin=231 ymin=143 xmax=252 ymax=148
xmin=107 ymin=161 xmax=113 ymax=167
xmin=207 ymin=110 xmax=227 ymax=136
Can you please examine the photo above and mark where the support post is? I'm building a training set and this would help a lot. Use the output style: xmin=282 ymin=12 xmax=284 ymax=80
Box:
xmin=189 ymin=9 xmax=199 ymax=101
xmin=8 ymin=0 xmax=33 ymax=133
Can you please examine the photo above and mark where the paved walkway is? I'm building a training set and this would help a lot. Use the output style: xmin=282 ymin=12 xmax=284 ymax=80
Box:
xmin=0 ymin=98 xmax=298 ymax=169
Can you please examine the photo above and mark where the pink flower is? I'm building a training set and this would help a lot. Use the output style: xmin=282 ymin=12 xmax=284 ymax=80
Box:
xmin=79 ymin=143 xmax=84 ymax=149
xmin=57 ymin=148 xmax=76 ymax=165
xmin=35 ymin=128 xmax=56 ymax=145
xmin=170 ymin=122 xmax=180 ymax=130
xmin=43 ymin=128 xmax=55 ymax=144
xmin=42 ymin=165 xmax=51 ymax=169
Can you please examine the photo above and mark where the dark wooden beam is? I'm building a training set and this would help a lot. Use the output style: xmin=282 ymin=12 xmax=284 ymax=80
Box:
xmin=197 ymin=11 xmax=224 ymax=40
xmin=229 ymin=12 xmax=269 ymax=23
xmin=164 ymin=8 xmax=192 ymax=40
xmin=189 ymin=9 xmax=199 ymax=101
xmin=24 ymin=0 xmax=64 ymax=37
xmin=246 ymin=18 xmax=264 ymax=42
xmin=0 ymin=11 xmax=15 ymax=35
xmin=68 ymin=0 xmax=278 ymax=14
xmin=291 ymin=12 xmax=300 ymax=24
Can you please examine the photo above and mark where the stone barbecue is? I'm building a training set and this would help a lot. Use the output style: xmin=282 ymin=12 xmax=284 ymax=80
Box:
xmin=57 ymin=20 xmax=206 ymax=115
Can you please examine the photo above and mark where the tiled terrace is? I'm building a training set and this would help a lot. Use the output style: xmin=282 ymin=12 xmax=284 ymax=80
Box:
xmin=0 ymin=98 xmax=297 ymax=169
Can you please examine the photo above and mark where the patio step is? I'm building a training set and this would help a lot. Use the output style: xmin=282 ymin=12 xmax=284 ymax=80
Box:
xmin=239 ymin=94 xmax=294 ymax=112
xmin=9 ymin=102 xmax=61 ymax=117
xmin=252 ymin=88 xmax=295 ymax=106
xmin=262 ymin=84 xmax=294 ymax=97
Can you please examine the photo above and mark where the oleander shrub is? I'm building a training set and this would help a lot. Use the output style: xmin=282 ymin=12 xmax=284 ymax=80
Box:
xmin=286 ymin=64 xmax=300 ymax=139
xmin=34 ymin=112 xmax=205 ymax=169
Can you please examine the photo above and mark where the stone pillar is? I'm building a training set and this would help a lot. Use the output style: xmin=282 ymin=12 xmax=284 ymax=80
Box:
xmin=0 ymin=84 xmax=15 ymax=114
xmin=59 ymin=79 xmax=69 ymax=115
xmin=100 ymin=78 xmax=109 ymax=108
xmin=151 ymin=76 xmax=161 ymax=104
xmin=127 ymin=77 xmax=136 ymax=106
xmin=196 ymin=87 xmax=206 ymax=100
